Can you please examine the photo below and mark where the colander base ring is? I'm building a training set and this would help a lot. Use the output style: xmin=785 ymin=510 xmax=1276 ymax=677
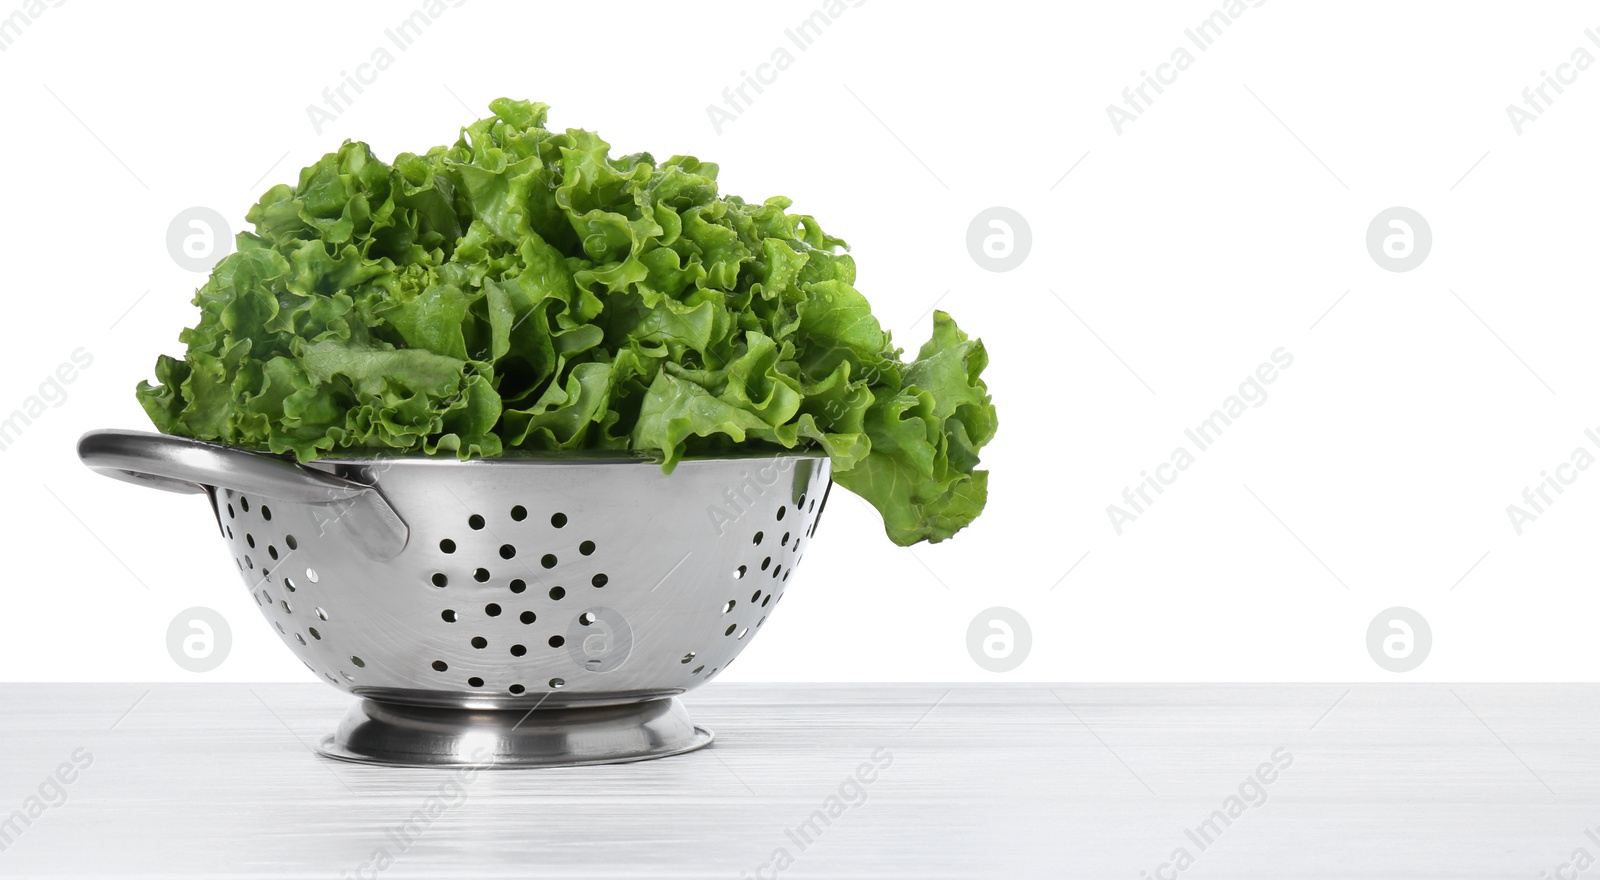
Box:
xmin=316 ymin=696 xmax=714 ymax=768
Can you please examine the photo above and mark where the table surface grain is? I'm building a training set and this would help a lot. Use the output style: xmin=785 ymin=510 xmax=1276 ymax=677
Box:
xmin=0 ymin=683 xmax=1593 ymax=878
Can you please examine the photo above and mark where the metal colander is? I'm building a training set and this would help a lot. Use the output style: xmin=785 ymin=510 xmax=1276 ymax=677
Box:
xmin=79 ymin=429 xmax=830 ymax=768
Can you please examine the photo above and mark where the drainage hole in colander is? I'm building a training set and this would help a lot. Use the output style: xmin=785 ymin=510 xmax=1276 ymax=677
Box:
xmin=295 ymin=633 xmax=306 ymax=645
xmin=799 ymin=493 xmax=806 ymax=509
xmin=315 ymin=607 xmax=328 ymax=621
xmin=284 ymin=577 xmax=296 ymax=592
xmin=692 ymin=664 xmax=705 ymax=674
xmin=227 ymin=527 xmax=234 ymax=540
xmin=268 ymin=545 xmax=279 ymax=560
xmin=471 ymin=636 xmax=488 ymax=649
xmin=752 ymin=531 xmax=763 ymax=545
xmin=510 ymin=579 xmax=526 ymax=594
xmin=760 ymin=557 xmax=771 ymax=571
xmin=758 ymin=616 xmax=767 ymax=627
xmin=737 ymin=628 xmax=749 ymax=640
xmin=579 ymin=612 xmax=597 ymax=626
xmin=722 ymin=600 xmax=736 ymax=614
xmin=781 ymin=532 xmax=790 ymax=546
xmin=519 ymin=611 xmax=536 ymax=624
xmin=549 ymin=678 xmax=565 ymax=689
xmin=809 ymin=498 xmax=816 ymax=512
xmin=548 ymin=635 xmax=565 ymax=648
xmin=468 ymin=677 xmax=484 ymax=688
xmin=485 ymin=603 xmax=502 ymax=617
xmin=473 ymin=568 xmax=491 ymax=583
xmin=432 ymin=660 xmax=448 ymax=672
xmin=751 ymin=590 xmax=762 ymax=603
xmin=540 ymin=554 xmax=557 ymax=569
xmin=510 ymin=644 xmax=527 ymax=656
xmin=551 ymin=512 xmax=567 ymax=528
xmin=549 ymin=586 xmax=565 ymax=601
xmin=511 ymin=505 xmax=527 ymax=521
xmin=274 ymin=621 xmax=285 ymax=634
xmin=734 ymin=565 xmax=746 ymax=580
xmin=509 ymin=684 xmax=525 ymax=695
xmin=245 ymin=556 xmax=254 ymax=569
xmin=681 ymin=652 xmax=696 ymax=664
xmin=441 ymin=610 xmax=457 ymax=622
xmin=236 ymin=559 xmax=243 ymax=571
xmin=308 ymin=627 xmax=321 ymax=640
xmin=227 ymin=503 xmax=235 ymax=519
xmin=306 ymin=568 xmax=319 ymax=583
xmin=439 ymin=539 xmax=456 ymax=554
xmin=468 ymin=514 xmax=485 ymax=530
xmin=261 ymin=505 xmax=272 ymax=521
xmin=579 ymin=540 xmax=596 ymax=556
xmin=762 ymin=594 xmax=771 ymax=607
xmin=286 ymin=535 xmax=298 ymax=550
xmin=771 ymin=564 xmax=782 ymax=580
xmin=500 ymin=544 xmax=516 ymax=559
xmin=340 ymin=671 xmax=354 ymax=683
xmin=783 ymin=570 xmax=791 ymax=581
xmin=591 ymin=573 xmax=608 ymax=588
xmin=724 ymin=624 xmax=736 ymax=636
xmin=777 ymin=506 xmax=786 ymax=521
xmin=240 ymin=497 xmax=250 ymax=513
xmin=281 ymin=600 xmax=292 ymax=614
xmin=350 ymin=656 xmax=365 ymax=668
xmin=431 ymin=572 xmax=448 ymax=588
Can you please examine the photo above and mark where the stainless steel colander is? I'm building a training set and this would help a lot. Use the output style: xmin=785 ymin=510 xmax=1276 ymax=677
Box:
xmin=78 ymin=429 xmax=830 ymax=768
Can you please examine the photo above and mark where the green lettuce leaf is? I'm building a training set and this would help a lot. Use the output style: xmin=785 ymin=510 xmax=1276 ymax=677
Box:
xmin=136 ymin=99 xmax=997 ymax=545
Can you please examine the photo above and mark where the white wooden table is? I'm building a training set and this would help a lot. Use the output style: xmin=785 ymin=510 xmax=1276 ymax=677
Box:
xmin=0 ymin=684 xmax=1589 ymax=878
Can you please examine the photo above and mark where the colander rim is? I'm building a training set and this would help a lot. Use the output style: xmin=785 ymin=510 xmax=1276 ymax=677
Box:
xmin=93 ymin=430 xmax=830 ymax=467
xmin=277 ymin=446 xmax=829 ymax=468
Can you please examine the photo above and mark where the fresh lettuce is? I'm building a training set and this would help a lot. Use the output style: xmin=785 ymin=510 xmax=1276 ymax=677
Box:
xmin=137 ymin=99 xmax=996 ymax=545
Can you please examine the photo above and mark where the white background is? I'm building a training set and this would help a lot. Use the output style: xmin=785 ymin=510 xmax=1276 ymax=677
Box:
xmin=1 ymin=0 xmax=1594 ymax=682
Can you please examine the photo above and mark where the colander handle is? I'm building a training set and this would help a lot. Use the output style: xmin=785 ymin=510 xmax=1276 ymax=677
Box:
xmin=77 ymin=429 xmax=409 ymax=560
